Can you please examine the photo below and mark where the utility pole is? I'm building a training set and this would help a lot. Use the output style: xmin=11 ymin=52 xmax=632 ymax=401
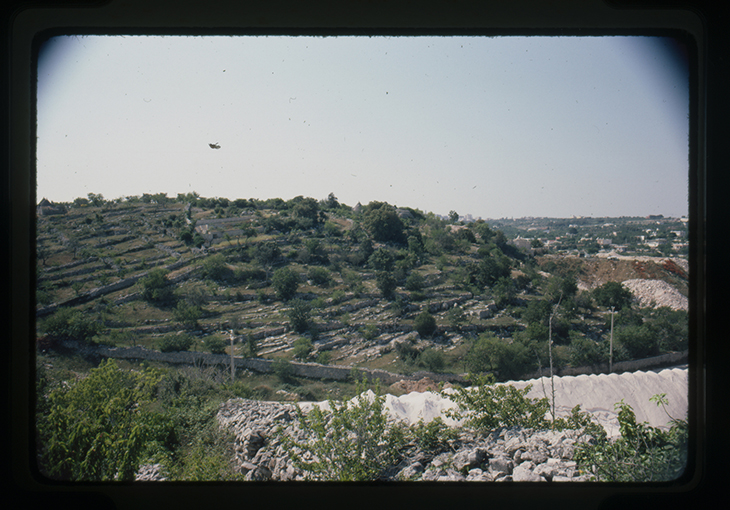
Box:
xmin=548 ymin=294 xmax=562 ymax=422
xmin=230 ymin=329 xmax=235 ymax=383
xmin=609 ymin=307 xmax=615 ymax=373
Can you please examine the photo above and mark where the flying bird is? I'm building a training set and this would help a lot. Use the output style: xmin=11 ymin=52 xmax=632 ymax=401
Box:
xmin=209 ymin=142 xmax=220 ymax=149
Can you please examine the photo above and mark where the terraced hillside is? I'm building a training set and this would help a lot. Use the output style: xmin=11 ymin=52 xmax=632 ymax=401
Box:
xmin=36 ymin=194 xmax=689 ymax=383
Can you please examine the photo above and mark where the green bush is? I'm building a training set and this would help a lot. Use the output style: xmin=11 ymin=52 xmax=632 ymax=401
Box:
xmin=36 ymin=359 xmax=164 ymax=481
xmin=593 ymin=281 xmax=633 ymax=310
xmin=173 ymin=301 xmax=202 ymax=329
xmin=286 ymin=298 xmax=311 ymax=334
xmin=293 ymin=337 xmax=313 ymax=360
xmin=418 ymin=348 xmax=445 ymax=372
xmin=276 ymin=378 xmax=407 ymax=481
xmin=409 ymin=417 xmax=458 ymax=453
xmin=405 ymin=271 xmax=425 ymax=291
xmin=465 ymin=333 xmax=532 ymax=380
xmin=272 ymin=267 xmax=299 ymax=301
xmin=376 ymin=271 xmax=397 ymax=300
xmin=204 ymin=335 xmax=227 ymax=355
xmin=443 ymin=373 xmax=550 ymax=432
xmin=575 ymin=395 xmax=688 ymax=481
xmin=159 ymin=333 xmax=195 ymax=353
xmin=140 ymin=268 xmax=174 ymax=304
xmin=569 ymin=332 xmax=605 ymax=366
xmin=414 ymin=310 xmax=436 ymax=337
xmin=272 ymin=358 xmax=295 ymax=383
xmin=360 ymin=324 xmax=379 ymax=341
xmin=201 ymin=253 xmax=231 ymax=282
xmin=41 ymin=307 xmax=101 ymax=343
xmin=307 ymin=266 xmax=331 ymax=287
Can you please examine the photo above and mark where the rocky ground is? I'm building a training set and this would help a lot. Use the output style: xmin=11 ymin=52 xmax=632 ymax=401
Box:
xmin=622 ymin=279 xmax=688 ymax=311
xmin=210 ymin=398 xmax=594 ymax=482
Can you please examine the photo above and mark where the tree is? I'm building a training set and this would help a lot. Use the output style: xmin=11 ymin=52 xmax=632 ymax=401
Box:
xmin=272 ymin=267 xmax=299 ymax=301
xmin=405 ymin=271 xmax=425 ymax=292
xmin=291 ymin=197 xmax=324 ymax=230
xmin=204 ymin=335 xmax=227 ymax=355
xmin=41 ymin=307 xmax=101 ymax=343
xmin=362 ymin=202 xmax=407 ymax=244
xmin=376 ymin=272 xmax=397 ymax=300
xmin=466 ymin=333 xmax=532 ymax=380
xmin=140 ymin=268 xmax=174 ymax=304
xmin=201 ymin=253 xmax=230 ymax=282
xmin=324 ymin=192 xmax=339 ymax=210
xmin=173 ymin=301 xmax=202 ymax=329
xmin=36 ymin=359 xmax=164 ymax=481
xmin=287 ymin=298 xmax=312 ymax=333
xmin=443 ymin=373 xmax=550 ymax=432
xmin=368 ymin=248 xmax=395 ymax=271
xmin=448 ymin=210 xmax=459 ymax=223
xmin=593 ymin=281 xmax=633 ymax=309
xmin=414 ymin=310 xmax=437 ymax=337
xmin=159 ymin=333 xmax=195 ymax=352
xmin=293 ymin=337 xmax=313 ymax=359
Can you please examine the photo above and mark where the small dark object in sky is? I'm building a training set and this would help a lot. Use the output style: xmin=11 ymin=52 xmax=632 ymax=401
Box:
xmin=209 ymin=143 xmax=220 ymax=149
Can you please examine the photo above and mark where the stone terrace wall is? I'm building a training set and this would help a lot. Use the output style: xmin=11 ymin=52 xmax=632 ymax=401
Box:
xmin=90 ymin=343 xmax=464 ymax=385
xmin=88 ymin=342 xmax=686 ymax=386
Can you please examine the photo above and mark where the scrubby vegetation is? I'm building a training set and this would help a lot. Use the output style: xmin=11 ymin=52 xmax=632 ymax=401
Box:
xmin=34 ymin=192 xmax=689 ymax=481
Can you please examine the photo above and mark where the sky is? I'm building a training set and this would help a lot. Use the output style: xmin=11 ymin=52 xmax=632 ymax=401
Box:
xmin=36 ymin=35 xmax=690 ymax=219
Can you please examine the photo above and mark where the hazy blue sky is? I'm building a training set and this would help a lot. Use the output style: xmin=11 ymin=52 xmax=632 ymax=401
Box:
xmin=36 ymin=35 xmax=689 ymax=219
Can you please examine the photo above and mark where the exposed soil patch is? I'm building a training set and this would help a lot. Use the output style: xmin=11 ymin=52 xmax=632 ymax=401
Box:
xmin=538 ymin=256 xmax=688 ymax=296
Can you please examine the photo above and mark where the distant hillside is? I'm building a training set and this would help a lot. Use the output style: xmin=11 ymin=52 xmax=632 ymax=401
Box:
xmin=36 ymin=193 xmax=688 ymax=383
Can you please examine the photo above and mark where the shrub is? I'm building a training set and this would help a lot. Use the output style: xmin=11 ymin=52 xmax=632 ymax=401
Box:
xmin=293 ymin=337 xmax=313 ymax=360
xmin=395 ymin=341 xmax=420 ymax=364
xmin=615 ymin=324 xmax=660 ymax=359
xmin=159 ymin=333 xmax=195 ymax=353
xmin=360 ymin=324 xmax=379 ymax=341
xmin=405 ymin=271 xmax=425 ymax=291
xmin=465 ymin=333 xmax=532 ymax=380
xmin=575 ymin=395 xmax=688 ymax=481
xmin=569 ymin=332 xmax=605 ymax=366
xmin=201 ymin=253 xmax=230 ymax=282
xmin=276 ymin=378 xmax=408 ymax=481
xmin=414 ymin=310 xmax=436 ymax=337
xmin=368 ymin=248 xmax=395 ymax=271
xmin=173 ymin=301 xmax=202 ymax=329
xmin=443 ymin=373 xmax=550 ymax=432
xmin=418 ymin=348 xmax=445 ymax=372
xmin=140 ymin=268 xmax=174 ymax=304
xmin=307 ymin=266 xmax=331 ymax=287
xmin=593 ymin=281 xmax=633 ymax=310
xmin=272 ymin=267 xmax=299 ymax=301
xmin=316 ymin=351 xmax=332 ymax=365
xmin=409 ymin=417 xmax=458 ymax=453
xmin=41 ymin=308 xmax=101 ymax=343
xmin=376 ymin=271 xmax=397 ymax=300
xmin=286 ymin=298 xmax=311 ymax=334
xmin=204 ymin=335 xmax=227 ymax=355
xmin=272 ymin=358 xmax=295 ymax=383
xmin=36 ymin=359 xmax=164 ymax=481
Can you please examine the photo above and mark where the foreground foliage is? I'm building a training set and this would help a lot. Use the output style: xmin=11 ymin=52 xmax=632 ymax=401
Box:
xmin=575 ymin=394 xmax=688 ymax=482
xmin=277 ymin=378 xmax=408 ymax=481
xmin=36 ymin=359 xmax=164 ymax=481
xmin=36 ymin=360 xmax=249 ymax=481
xmin=443 ymin=373 xmax=551 ymax=431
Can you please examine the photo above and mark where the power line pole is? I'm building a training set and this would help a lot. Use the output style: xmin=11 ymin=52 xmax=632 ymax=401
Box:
xmin=609 ymin=306 xmax=615 ymax=373
xmin=230 ymin=329 xmax=235 ymax=383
